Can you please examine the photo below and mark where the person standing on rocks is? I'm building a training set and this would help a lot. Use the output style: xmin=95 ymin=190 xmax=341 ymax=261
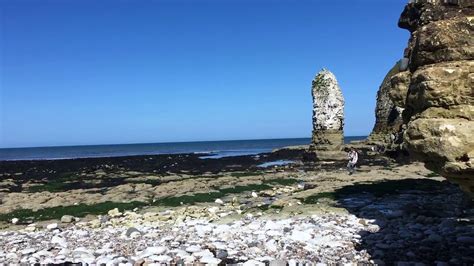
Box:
xmin=347 ymin=148 xmax=358 ymax=175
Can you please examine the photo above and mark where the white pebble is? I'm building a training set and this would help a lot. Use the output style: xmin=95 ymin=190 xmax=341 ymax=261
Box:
xmin=46 ymin=223 xmax=58 ymax=230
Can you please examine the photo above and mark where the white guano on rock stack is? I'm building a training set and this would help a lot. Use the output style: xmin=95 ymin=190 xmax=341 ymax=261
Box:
xmin=311 ymin=69 xmax=345 ymax=151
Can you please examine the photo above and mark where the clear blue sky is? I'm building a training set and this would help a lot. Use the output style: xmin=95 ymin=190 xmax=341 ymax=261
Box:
xmin=0 ymin=0 xmax=409 ymax=148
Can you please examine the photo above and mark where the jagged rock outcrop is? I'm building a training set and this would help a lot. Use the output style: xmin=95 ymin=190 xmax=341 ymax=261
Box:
xmin=390 ymin=0 xmax=474 ymax=197
xmin=311 ymin=69 xmax=344 ymax=151
xmin=368 ymin=63 xmax=404 ymax=144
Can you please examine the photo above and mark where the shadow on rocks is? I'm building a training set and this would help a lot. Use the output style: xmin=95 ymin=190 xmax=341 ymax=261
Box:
xmin=334 ymin=179 xmax=474 ymax=265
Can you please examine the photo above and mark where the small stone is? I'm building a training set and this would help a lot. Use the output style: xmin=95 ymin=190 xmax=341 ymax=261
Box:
xmin=243 ymin=260 xmax=265 ymax=266
xmin=99 ymin=215 xmax=109 ymax=224
xmin=11 ymin=218 xmax=19 ymax=224
xmin=219 ymin=212 xmax=230 ymax=217
xmin=200 ymin=256 xmax=221 ymax=264
xmin=396 ymin=261 xmax=412 ymax=266
xmin=125 ymin=227 xmax=142 ymax=238
xmin=375 ymin=243 xmax=390 ymax=249
xmin=183 ymin=255 xmax=196 ymax=264
xmin=34 ymin=250 xmax=53 ymax=257
xmin=61 ymin=215 xmax=74 ymax=223
xmin=74 ymin=230 xmax=89 ymax=237
xmin=373 ymin=259 xmax=385 ymax=265
xmin=155 ymin=255 xmax=173 ymax=263
xmin=88 ymin=219 xmax=101 ymax=228
xmin=7 ymin=252 xmax=18 ymax=259
xmin=428 ymin=233 xmax=443 ymax=242
xmin=456 ymin=236 xmax=474 ymax=244
xmin=130 ymin=231 xmax=141 ymax=238
xmin=24 ymin=225 xmax=36 ymax=232
xmin=73 ymin=247 xmax=92 ymax=256
xmin=107 ymin=208 xmax=122 ymax=217
xmin=193 ymin=249 xmax=214 ymax=258
xmin=215 ymin=199 xmax=224 ymax=205
xmin=41 ymin=258 xmax=55 ymax=264
xmin=208 ymin=207 xmax=219 ymax=213
xmin=46 ymin=223 xmax=58 ymax=230
xmin=138 ymin=246 xmax=167 ymax=258
xmin=185 ymin=245 xmax=201 ymax=253
xmin=265 ymin=239 xmax=278 ymax=252
xmin=21 ymin=248 xmax=36 ymax=255
xmin=215 ymin=249 xmax=228 ymax=259
xmin=134 ymin=259 xmax=145 ymax=266
xmin=269 ymin=260 xmax=287 ymax=266
xmin=96 ymin=257 xmax=113 ymax=265
xmin=58 ymin=248 xmax=70 ymax=255
xmin=51 ymin=235 xmax=68 ymax=248
xmin=373 ymin=249 xmax=384 ymax=258
xmin=290 ymin=230 xmax=312 ymax=242
xmin=251 ymin=192 xmax=258 ymax=198
xmin=386 ymin=210 xmax=404 ymax=218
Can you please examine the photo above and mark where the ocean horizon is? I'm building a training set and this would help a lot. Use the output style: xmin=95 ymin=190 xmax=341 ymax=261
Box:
xmin=0 ymin=136 xmax=366 ymax=161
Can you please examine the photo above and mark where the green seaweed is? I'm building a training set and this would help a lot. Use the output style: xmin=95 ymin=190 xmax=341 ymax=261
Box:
xmin=28 ymin=182 xmax=72 ymax=193
xmin=155 ymin=183 xmax=272 ymax=207
xmin=219 ymin=183 xmax=271 ymax=194
xmin=26 ymin=173 xmax=80 ymax=192
xmin=156 ymin=191 xmax=224 ymax=207
xmin=127 ymin=179 xmax=162 ymax=186
xmin=264 ymin=178 xmax=299 ymax=186
xmin=0 ymin=201 xmax=146 ymax=223
xmin=5 ymin=176 xmax=300 ymax=223
xmin=230 ymin=171 xmax=263 ymax=177
xmin=425 ymin=172 xmax=440 ymax=177
xmin=255 ymin=205 xmax=284 ymax=211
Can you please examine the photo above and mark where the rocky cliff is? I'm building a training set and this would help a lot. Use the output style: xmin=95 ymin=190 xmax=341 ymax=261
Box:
xmin=311 ymin=69 xmax=344 ymax=151
xmin=389 ymin=0 xmax=474 ymax=196
xmin=368 ymin=63 xmax=404 ymax=144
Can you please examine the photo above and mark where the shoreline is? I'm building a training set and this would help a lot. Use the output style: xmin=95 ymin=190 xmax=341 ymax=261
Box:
xmin=0 ymin=136 xmax=368 ymax=162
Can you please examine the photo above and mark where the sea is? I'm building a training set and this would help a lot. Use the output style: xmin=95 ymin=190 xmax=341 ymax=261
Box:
xmin=0 ymin=137 xmax=366 ymax=161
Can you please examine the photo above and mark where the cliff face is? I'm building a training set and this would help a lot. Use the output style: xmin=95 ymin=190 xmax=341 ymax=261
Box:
xmin=391 ymin=0 xmax=474 ymax=196
xmin=368 ymin=63 xmax=404 ymax=143
xmin=311 ymin=69 xmax=345 ymax=151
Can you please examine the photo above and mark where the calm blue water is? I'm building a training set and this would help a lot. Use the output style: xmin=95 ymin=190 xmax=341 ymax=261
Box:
xmin=0 ymin=137 xmax=366 ymax=161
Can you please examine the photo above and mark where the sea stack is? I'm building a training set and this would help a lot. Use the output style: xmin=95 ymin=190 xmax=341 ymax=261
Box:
xmin=311 ymin=69 xmax=345 ymax=152
xmin=389 ymin=0 xmax=474 ymax=197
